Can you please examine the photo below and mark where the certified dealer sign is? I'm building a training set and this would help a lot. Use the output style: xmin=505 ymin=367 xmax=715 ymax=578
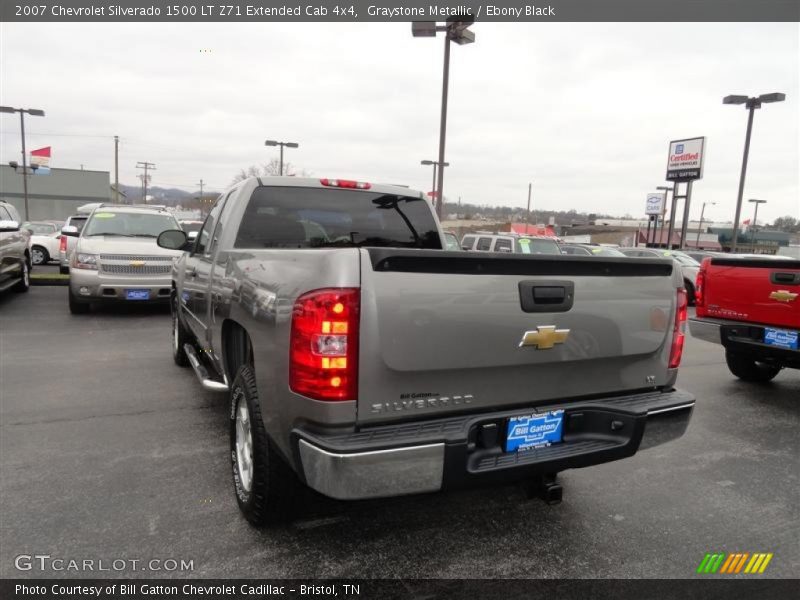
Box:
xmin=666 ymin=137 xmax=706 ymax=181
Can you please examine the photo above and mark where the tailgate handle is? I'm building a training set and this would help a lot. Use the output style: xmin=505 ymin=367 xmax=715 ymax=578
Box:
xmin=771 ymin=272 xmax=800 ymax=285
xmin=519 ymin=280 xmax=575 ymax=313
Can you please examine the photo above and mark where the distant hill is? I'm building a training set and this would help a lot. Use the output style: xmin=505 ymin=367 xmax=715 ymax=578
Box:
xmin=118 ymin=184 xmax=219 ymax=208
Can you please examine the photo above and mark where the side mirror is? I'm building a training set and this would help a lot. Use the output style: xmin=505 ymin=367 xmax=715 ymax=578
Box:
xmin=158 ymin=229 xmax=189 ymax=251
xmin=0 ymin=220 xmax=21 ymax=233
xmin=61 ymin=225 xmax=80 ymax=237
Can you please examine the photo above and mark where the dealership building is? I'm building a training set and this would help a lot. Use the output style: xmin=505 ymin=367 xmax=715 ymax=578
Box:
xmin=0 ymin=165 xmax=112 ymax=222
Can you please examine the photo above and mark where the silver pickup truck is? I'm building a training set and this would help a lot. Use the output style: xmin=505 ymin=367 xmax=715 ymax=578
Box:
xmin=158 ymin=177 xmax=695 ymax=526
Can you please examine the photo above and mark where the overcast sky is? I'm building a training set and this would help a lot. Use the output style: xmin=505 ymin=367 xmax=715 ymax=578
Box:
xmin=1 ymin=22 xmax=797 ymax=223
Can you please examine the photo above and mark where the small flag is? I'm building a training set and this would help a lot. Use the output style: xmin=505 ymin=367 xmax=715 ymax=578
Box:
xmin=30 ymin=146 xmax=51 ymax=174
xmin=742 ymin=218 xmax=751 ymax=225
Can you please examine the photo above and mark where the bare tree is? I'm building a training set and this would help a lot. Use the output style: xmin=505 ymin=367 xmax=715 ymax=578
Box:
xmin=231 ymin=159 xmax=311 ymax=184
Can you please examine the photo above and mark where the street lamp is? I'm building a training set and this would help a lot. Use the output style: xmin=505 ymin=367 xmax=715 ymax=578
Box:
xmin=420 ymin=159 xmax=449 ymax=209
xmin=748 ymin=199 xmax=767 ymax=246
xmin=723 ymin=92 xmax=785 ymax=252
xmin=695 ymin=201 xmax=716 ymax=248
xmin=0 ymin=105 xmax=46 ymax=220
xmin=264 ymin=140 xmax=299 ymax=176
xmin=412 ymin=17 xmax=475 ymax=219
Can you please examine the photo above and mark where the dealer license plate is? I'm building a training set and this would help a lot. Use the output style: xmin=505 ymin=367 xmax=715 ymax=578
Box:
xmin=125 ymin=289 xmax=150 ymax=301
xmin=764 ymin=327 xmax=798 ymax=350
xmin=505 ymin=410 xmax=565 ymax=452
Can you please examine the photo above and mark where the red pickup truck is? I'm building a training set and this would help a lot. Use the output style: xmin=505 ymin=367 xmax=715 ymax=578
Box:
xmin=689 ymin=256 xmax=800 ymax=382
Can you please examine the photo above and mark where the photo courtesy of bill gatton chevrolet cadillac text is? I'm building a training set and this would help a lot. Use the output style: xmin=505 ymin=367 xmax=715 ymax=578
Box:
xmin=158 ymin=176 xmax=696 ymax=526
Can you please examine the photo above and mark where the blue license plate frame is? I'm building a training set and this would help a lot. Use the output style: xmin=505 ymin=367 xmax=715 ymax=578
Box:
xmin=125 ymin=289 xmax=150 ymax=301
xmin=505 ymin=410 xmax=565 ymax=452
xmin=763 ymin=327 xmax=798 ymax=350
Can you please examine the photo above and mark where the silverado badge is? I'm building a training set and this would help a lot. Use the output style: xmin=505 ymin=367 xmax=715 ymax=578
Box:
xmin=769 ymin=290 xmax=798 ymax=303
xmin=519 ymin=326 xmax=570 ymax=349
xmin=130 ymin=260 xmax=145 ymax=267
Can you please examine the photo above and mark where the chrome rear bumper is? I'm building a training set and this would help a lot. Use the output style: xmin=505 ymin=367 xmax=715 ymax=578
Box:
xmin=296 ymin=388 xmax=695 ymax=501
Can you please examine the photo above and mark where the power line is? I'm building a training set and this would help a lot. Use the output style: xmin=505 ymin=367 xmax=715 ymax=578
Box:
xmin=136 ymin=161 xmax=156 ymax=202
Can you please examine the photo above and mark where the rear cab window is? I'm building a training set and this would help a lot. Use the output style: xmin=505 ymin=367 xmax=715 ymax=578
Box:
xmin=461 ymin=235 xmax=476 ymax=250
xmin=234 ymin=186 xmax=441 ymax=249
xmin=493 ymin=237 xmax=514 ymax=253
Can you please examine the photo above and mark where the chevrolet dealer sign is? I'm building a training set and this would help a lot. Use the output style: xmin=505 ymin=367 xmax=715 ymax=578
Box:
xmin=666 ymin=137 xmax=706 ymax=181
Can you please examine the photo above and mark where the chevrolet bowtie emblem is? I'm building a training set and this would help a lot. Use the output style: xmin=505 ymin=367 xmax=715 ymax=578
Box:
xmin=769 ymin=290 xmax=798 ymax=303
xmin=519 ymin=326 xmax=570 ymax=349
xmin=130 ymin=260 xmax=145 ymax=267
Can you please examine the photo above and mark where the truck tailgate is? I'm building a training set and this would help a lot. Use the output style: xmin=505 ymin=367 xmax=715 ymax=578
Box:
xmin=357 ymin=249 xmax=679 ymax=424
xmin=697 ymin=258 xmax=800 ymax=328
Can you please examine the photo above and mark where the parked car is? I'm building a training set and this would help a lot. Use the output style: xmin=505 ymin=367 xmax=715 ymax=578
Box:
xmin=776 ymin=245 xmax=800 ymax=259
xmin=179 ymin=219 xmax=204 ymax=242
xmin=66 ymin=205 xmax=183 ymax=314
xmin=461 ymin=232 xmax=562 ymax=255
xmin=0 ymin=201 xmax=31 ymax=293
xmin=59 ymin=214 xmax=90 ymax=274
xmin=23 ymin=221 xmax=62 ymax=265
xmin=442 ymin=231 xmax=460 ymax=251
xmin=158 ymin=176 xmax=694 ymax=526
xmin=559 ymin=244 xmax=626 ymax=257
xmin=619 ymin=248 xmax=701 ymax=305
xmin=690 ymin=255 xmax=799 ymax=381
xmin=685 ymin=250 xmax=724 ymax=263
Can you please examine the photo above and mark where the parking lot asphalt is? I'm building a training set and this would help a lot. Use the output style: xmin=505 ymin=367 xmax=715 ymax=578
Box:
xmin=1 ymin=286 xmax=798 ymax=579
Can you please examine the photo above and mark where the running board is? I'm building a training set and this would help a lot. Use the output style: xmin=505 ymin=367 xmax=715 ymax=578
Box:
xmin=183 ymin=344 xmax=229 ymax=392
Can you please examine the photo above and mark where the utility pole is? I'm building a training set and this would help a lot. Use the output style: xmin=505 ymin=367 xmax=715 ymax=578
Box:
xmin=198 ymin=179 xmax=204 ymax=213
xmin=114 ymin=136 xmax=120 ymax=203
xmin=526 ymin=182 xmax=532 ymax=231
xmin=0 ymin=106 xmax=45 ymax=221
xmin=136 ymin=161 xmax=156 ymax=203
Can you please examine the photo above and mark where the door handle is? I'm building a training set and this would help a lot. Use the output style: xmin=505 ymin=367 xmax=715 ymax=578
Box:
xmin=519 ymin=280 xmax=575 ymax=313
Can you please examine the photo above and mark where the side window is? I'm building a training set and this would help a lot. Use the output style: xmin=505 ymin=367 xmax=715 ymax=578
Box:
xmin=207 ymin=190 xmax=235 ymax=257
xmin=476 ymin=237 xmax=492 ymax=251
xmin=461 ymin=235 xmax=475 ymax=250
xmin=493 ymin=238 xmax=513 ymax=253
xmin=194 ymin=194 xmax=226 ymax=255
xmin=0 ymin=206 xmax=11 ymax=221
xmin=4 ymin=205 xmax=20 ymax=221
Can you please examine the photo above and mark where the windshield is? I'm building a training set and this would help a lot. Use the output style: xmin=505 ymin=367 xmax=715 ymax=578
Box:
xmin=180 ymin=221 xmax=203 ymax=234
xmin=515 ymin=237 xmax=562 ymax=255
xmin=234 ymin=187 xmax=441 ymax=249
xmin=83 ymin=211 xmax=178 ymax=238
xmin=24 ymin=222 xmax=58 ymax=235
xmin=667 ymin=252 xmax=701 ymax=266
xmin=443 ymin=233 xmax=460 ymax=251
xmin=589 ymin=246 xmax=626 ymax=257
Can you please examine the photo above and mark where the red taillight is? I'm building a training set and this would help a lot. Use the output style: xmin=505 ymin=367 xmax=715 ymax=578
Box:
xmin=695 ymin=268 xmax=706 ymax=308
xmin=290 ymin=288 xmax=360 ymax=401
xmin=320 ymin=178 xmax=371 ymax=190
xmin=59 ymin=235 xmax=67 ymax=253
xmin=669 ymin=288 xmax=688 ymax=369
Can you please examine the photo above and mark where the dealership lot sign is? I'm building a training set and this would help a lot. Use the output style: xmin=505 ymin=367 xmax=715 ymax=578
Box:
xmin=645 ymin=193 xmax=666 ymax=215
xmin=666 ymin=137 xmax=705 ymax=181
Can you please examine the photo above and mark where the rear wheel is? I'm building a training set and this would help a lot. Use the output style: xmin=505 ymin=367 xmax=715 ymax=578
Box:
xmin=12 ymin=261 xmax=30 ymax=293
xmin=725 ymin=351 xmax=781 ymax=383
xmin=229 ymin=364 xmax=297 ymax=526
xmin=171 ymin=294 xmax=192 ymax=367
xmin=68 ymin=288 xmax=90 ymax=314
xmin=31 ymin=246 xmax=49 ymax=265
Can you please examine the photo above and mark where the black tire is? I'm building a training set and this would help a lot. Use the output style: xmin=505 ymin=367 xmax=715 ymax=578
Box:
xmin=31 ymin=245 xmax=49 ymax=266
xmin=684 ymin=280 xmax=696 ymax=306
xmin=12 ymin=261 xmax=30 ymax=293
xmin=171 ymin=294 xmax=192 ymax=367
xmin=68 ymin=288 xmax=90 ymax=314
xmin=725 ymin=351 xmax=781 ymax=383
xmin=229 ymin=364 xmax=297 ymax=526
xmin=59 ymin=265 xmax=69 ymax=275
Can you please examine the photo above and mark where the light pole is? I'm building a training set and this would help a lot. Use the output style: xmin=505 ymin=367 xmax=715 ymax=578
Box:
xmin=412 ymin=17 xmax=475 ymax=220
xmin=0 ymin=106 xmax=46 ymax=220
xmin=265 ymin=140 xmax=299 ymax=176
xmin=695 ymin=201 xmax=716 ymax=249
xmin=748 ymin=198 xmax=767 ymax=249
xmin=723 ymin=92 xmax=785 ymax=253
xmin=656 ymin=185 xmax=672 ymax=247
xmin=421 ymin=159 xmax=449 ymax=211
